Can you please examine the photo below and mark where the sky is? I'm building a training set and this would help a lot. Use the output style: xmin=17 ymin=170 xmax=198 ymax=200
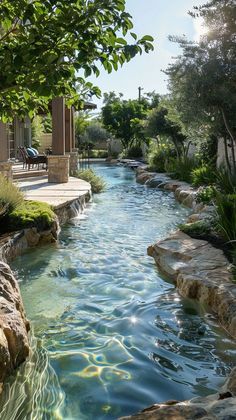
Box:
xmin=89 ymin=0 xmax=206 ymax=109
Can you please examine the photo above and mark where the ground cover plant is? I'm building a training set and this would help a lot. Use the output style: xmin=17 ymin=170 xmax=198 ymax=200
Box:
xmin=0 ymin=201 xmax=55 ymax=236
xmin=0 ymin=175 xmax=56 ymax=234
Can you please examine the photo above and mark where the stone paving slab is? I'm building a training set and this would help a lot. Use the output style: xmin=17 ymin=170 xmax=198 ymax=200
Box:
xmin=16 ymin=176 xmax=91 ymax=208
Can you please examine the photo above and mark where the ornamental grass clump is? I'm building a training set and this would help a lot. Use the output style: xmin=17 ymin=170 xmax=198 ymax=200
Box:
xmin=75 ymin=169 xmax=106 ymax=193
xmin=0 ymin=175 xmax=24 ymax=217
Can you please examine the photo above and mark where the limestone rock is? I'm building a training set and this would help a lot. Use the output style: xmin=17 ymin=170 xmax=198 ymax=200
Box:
xmin=145 ymin=175 xmax=170 ymax=188
xmin=148 ymin=231 xmax=236 ymax=337
xmin=120 ymin=368 xmax=236 ymax=420
xmin=0 ymin=261 xmax=30 ymax=393
xmin=136 ymin=172 xmax=156 ymax=184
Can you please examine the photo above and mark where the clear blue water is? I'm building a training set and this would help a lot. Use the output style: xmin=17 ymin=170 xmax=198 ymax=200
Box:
xmin=1 ymin=164 xmax=236 ymax=420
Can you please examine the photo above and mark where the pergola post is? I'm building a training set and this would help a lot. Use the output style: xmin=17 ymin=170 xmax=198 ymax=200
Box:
xmin=71 ymin=107 xmax=76 ymax=150
xmin=65 ymin=107 xmax=72 ymax=153
xmin=0 ymin=122 xmax=12 ymax=180
xmin=66 ymin=106 xmax=78 ymax=175
xmin=48 ymin=97 xmax=69 ymax=183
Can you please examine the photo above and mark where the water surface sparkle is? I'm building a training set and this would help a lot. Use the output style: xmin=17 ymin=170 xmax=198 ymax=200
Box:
xmin=2 ymin=164 xmax=236 ymax=420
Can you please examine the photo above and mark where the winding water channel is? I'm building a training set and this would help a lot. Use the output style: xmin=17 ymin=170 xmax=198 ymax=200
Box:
xmin=1 ymin=163 xmax=236 ymax=419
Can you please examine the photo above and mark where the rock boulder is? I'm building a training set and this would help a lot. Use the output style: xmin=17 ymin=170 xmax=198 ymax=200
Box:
xmin=147 ymin=230 xmax=236 ymax=338
xmin=0 ymin=261 xmax=30 ymax=393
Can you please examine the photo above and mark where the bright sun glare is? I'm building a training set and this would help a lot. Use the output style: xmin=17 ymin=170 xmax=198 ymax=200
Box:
xmin=194 ymin=18 xmax=209 ymax=40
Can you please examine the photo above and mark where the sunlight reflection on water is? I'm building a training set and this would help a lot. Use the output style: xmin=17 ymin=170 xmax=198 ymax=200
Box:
xmin=1 ymin=164 xmax=235 ymax=420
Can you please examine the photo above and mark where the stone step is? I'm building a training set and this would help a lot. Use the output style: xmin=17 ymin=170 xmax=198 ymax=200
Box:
xmin=13 ymin=170 xmax=46 ymax=179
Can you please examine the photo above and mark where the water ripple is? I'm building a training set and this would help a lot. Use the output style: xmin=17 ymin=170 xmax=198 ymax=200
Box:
xmin=2 ymin=164 xmax=235 ymax=420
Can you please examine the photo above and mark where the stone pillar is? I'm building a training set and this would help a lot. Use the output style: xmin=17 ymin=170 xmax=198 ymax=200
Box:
xmin=69 ymin=151 xmax=78 ymax=175
xmin=49 ymin=97 xmax=69 ymax=183
xmin=47 ymin=155 xmax=69 ymax=183
xmin=0 ymin=122 xmax=12 ymax=180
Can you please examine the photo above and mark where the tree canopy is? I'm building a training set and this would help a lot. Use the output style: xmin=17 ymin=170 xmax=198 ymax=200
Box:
xmin=165 ymin=0 xmax=236 ymax=169
xmin=0 ymin=0 xmax=154 ymax=120
xmin=101 ymin=91 xmax=159 ymax=149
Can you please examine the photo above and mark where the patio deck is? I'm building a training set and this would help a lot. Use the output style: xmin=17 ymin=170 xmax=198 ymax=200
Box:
xmin=16 ymin=175 xmax=91 ymax=208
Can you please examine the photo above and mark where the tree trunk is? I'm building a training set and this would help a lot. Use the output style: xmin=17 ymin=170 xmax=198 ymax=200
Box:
xmin=230 ymin=137 xmax=236 ymax=173
xmin=220 ymin=107 xmax=236 ymax=171
xmin=223 ymin=136 xmax=231 ymax=173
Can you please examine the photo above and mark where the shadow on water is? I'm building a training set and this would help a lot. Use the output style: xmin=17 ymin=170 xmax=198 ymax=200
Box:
xmin=1 ymin=164 xmax=236 ymax=419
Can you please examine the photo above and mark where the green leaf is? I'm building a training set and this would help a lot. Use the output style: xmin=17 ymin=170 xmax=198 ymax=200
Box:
xmin=141 ymin=35 xmax=154 ymax=42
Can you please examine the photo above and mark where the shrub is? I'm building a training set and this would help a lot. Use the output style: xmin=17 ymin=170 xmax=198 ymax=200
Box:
xmin=148 ymin=142 xmax=176 ymax=172
xmin=166 ymin=157 xmax=197 ymax=183
xmin=2 ymin=201 xmax=55 ymax=233
xmin=196 ymin=186 xmax=216 ymax=204
xmin=179 ymin=220 xmax=212 ymax=237
xmin=197 ymin=136 xmax=217 ymax=167
xmin=0 ymin=175 xmax=24 ymax=217
xmin=88 ymin=150 xmax=108 ymax=158
xmin=126 ymin=145 xmax=143 ymax=158
xmin=191 ymin=165 xmax=215 ymax=187
xmin=215 ymin=192 xmax=236 ymax=242
xmin=74 ymin=169 xmax=105 ymax=193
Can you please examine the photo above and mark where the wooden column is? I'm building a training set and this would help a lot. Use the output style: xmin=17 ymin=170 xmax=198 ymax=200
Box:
xmin=0 ymin=122 xmax=9 ymax=161
xmin=71 ymin=107 xmax=76 ymax=149
xmin=52 ymin=97 xmax=65 ymax=155
xmin=65 ymin=107 xmax=72 ymax=153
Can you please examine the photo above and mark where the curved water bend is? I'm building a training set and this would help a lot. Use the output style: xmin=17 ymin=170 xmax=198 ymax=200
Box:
xmin=3 ymin=164 xmax=236 ymax=420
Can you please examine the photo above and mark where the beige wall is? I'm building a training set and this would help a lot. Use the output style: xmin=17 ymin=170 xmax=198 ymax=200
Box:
xmin=38 ymin=133 xmax=52 ymax=153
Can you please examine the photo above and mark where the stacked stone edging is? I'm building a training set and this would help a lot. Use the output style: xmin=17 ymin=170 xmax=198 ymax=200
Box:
xmin=0 ymin=219 xmax=59 ymax=263
xmin=120 ymin=367 xmax=236 ymax=420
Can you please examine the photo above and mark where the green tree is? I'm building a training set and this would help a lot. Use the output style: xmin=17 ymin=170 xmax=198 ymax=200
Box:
xmin=0 ymin=0 xmax=154 ymax=120
xmin=81 ymin=122 xmax=110 ymax=147
xmin=144 ymin=106 xmax=186 ymax=158
xmin=165 ymin=0 xmax=236 ymax=171
xmin=102 ymin=93 xmax=151 ymax=149
xmin=75 ymin=112 xmax=90 ymax=144
xmin=31 ymin=116 xmax=43 ymax=149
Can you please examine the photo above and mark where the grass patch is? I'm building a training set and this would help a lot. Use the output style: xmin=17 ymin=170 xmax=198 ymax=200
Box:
xmin=1 ymin=200 xmax=55 ymax=233
xmin=74 ymin=169 xmax=106 ymax=193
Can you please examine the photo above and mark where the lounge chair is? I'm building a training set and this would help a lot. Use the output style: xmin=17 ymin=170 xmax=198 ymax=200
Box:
xmin=18 ymin=147 xmax=48 ymax=170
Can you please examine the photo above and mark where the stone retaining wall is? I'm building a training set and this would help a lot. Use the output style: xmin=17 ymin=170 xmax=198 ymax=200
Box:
xmin=0 ymin=219 xmax=59 ymax=263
